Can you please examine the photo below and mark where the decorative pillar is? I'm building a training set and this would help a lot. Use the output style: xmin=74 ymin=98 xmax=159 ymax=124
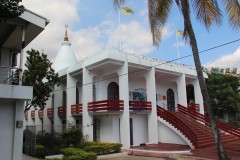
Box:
xmin=193 ymin=79 xmax=204 ymax=114
xmin=82 ymin=68 xmax=93 ymax=141
xmin=67 ymin=74 xmax=77 ymax=124
xmin=118 ymin=61 xmax=130 ymax=149
xmin=177 ymin=74 xmax=187 ymax=107
xmin=13 ymin=100 xmax=25 ymax=160
xmin=146 ymin=67 xmax=158 ymax=144
xmin=54 ymin=84 xmax=63 ymax=132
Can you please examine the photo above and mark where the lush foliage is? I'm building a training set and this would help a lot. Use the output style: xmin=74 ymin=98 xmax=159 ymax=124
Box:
xmin=23 ymin=49 xmax=60 ymax=111
xmin=61 ymin=148 xmax=97 ymax=160
xmin=35 ymin=145 xmax=48 ymax=158
xmin=62 ymin=124 xmax=85 ymax=148
xmin=206 ymin=73 xmax=240 ymax=117
xmin=36 ymin=132 xmax=63 ymax=155
xmin=0 ymin=0 xmax=25 ymax=22
xmin=81 ymin=142 xmax=122 ymax=155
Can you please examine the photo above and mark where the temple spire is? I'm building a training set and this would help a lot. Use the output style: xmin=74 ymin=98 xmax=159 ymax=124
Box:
xmin=64 ymin=24 xmax=69 ymax=42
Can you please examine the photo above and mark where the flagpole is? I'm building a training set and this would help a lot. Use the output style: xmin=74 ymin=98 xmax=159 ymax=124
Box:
xmin=175 ymin=32 xmax=180 ymax=64
xmin=118 ymin=7 xmax=122 ymax=53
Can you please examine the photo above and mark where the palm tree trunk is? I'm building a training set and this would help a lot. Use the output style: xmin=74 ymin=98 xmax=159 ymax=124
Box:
xmin=180 ymin=0 xmax=229 ymax=159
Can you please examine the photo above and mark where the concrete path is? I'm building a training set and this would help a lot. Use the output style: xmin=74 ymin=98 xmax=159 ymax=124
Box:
xmin=22 ymin=154 xmax=38 ymax=160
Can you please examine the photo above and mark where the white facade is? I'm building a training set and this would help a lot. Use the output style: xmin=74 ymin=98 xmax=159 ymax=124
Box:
xmin=25 ymin=32 xmax=207 ymax=149
xmin=0 ymin=10 xmax=49 ymax=160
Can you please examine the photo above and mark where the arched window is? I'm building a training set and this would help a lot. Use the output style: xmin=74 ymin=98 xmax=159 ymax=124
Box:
xmin=107 ymin=82 xmax=119 ymax=100
xmin=76 ymin=87 xmax=79 ymax=104
xmin=51 ymin=94 xmax=54 ymax=108
xmin=63 ymin=91 xmax=67 ymax=106
xmin=167 ymin=88 xmax=175 ymax=112
xmin=186 ymin=84 xmax=195 ymax=104
xmin=93 ymin=84 xmax=96 ymax=102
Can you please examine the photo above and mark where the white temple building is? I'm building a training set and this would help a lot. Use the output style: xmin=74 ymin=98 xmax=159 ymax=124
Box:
xmin=25 ymin=30 xmax=240 ymax=149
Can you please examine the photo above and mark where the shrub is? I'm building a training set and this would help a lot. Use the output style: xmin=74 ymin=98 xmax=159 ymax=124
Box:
xmin=61 ymin=124 xmax=84 ymax=148
xmin=61 ymin=148 xmax=97 ymax=160
xmin=82 ymin=142 xmax=122 ymax=155
xmin=36 ymin=132 xmax=63 ymax=155
xmin=45 ymin=158 xmax=61 ymax=160
xmin=35 ymin=145 xmax=47 ymax=158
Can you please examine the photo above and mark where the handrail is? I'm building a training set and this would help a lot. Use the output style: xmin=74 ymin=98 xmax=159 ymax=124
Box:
xmin=71 ymin=104 xmax=83 ymax=115
xmin=58 ymin=106 xmax=66 ymax=117
xmin=157 ymin=105 xmax=197 ymax=148
xmin=47 ymin=108 xmax=54 ymax=118
xmin=129 ymin=100 xmax=152 ymax=111
xmin=88 ymin=100 xmax=124 ymax=112
xmin=178 ymin=104 xmax=240 ymax=138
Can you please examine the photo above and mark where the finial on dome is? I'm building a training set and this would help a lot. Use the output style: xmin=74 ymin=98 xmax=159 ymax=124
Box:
xmin=64 ymin=24 xmax=69 ymax=42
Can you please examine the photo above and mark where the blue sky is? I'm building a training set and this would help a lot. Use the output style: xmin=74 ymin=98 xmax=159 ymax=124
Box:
xmin=22 ymin=0 xmax=240 ymax=69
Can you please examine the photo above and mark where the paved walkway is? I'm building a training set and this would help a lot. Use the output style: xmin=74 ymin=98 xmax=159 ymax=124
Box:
xmin=22 ymin=154 xmax=38 ymax=160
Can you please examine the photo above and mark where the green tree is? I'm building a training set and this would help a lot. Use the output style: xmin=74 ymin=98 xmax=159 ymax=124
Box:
xmin=0 ymin=0 xmax=25 ymax=22
xmin=206 ymin=73 xmax=240 ymax=117
xmin=23 ymin=49 xmax=60 ymax=111
xmin=114 ymin=0 xmax=240 ymax=159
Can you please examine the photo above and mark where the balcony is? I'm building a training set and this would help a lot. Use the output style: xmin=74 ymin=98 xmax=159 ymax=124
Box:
xmin=71 ymin=104 xmax=82 ymax=116
xmin=38 ymin=110 xmax=44 ymax=119
xmin=31 ymin=111 xmax=35 ymax=119
xmin=88 ymin=100 xmax=124 ymax=114
xmin=187 ymin=103 xmax=200 ymax=113
xmin=58 ymin=106 xmax=66 ymax=118
xmin=129 ymin=101 xmax=152 ymax=113
xmin=24 ymin=112 xmax=28 ymax=121
xmin=47 ymin=108 xmax=54 ymax=118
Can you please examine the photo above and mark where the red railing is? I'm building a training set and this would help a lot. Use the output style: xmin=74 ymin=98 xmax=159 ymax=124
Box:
xmin=47 ymin=108 xmax=54 ymax=118
xmin=187 ymin=104 xmax=200 ymax=113
xmin=71 ymin=104 xmax=83 ymax=115
xmin=178 ymin=104 xmax=240 ymax=138
xmin=38 ymin=110 xmax=44 ymax=119
xmin=58 ymin=106 xmax=66 ymax=117
xmin=88 ymin=100 xmax=124 ymax=112
xmin=31 ymin=111 xmax=35 ymax=119
xmin=157 ymin=105 xmax=197 ymax=148
xmin=24 ymin=112 xmax=28 ymax=121
xmin=129 ymin=101 xmax=152 ymax=111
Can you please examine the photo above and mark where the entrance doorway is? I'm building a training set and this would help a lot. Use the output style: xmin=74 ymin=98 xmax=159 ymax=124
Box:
xmin=107 ymin=82 xmax=119 ymax=100
xmin=167 ymin=88 xmax=175 ymax=112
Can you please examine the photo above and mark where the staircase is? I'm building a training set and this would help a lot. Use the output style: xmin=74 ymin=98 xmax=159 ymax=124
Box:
xmin=157 ymin=105 xmax=240 ymax=149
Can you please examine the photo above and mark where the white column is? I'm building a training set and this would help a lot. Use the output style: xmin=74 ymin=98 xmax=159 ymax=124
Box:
xmin=177 ymin=74 xmax=187 ymax=107
xmin=193 ymin=79 xmax=204 ymax=114
xmin=43 ymin=99 xmax=51 ymax=132
xmin=118 ymin=62 xmax=130 ymax=149
xmin=54 ymin=84 xmax=63 ymax=132
xmin=146 ymin=67 xmax=158 ymax=144
xmin=82 ymin=68 xmax=93 ymax=141
xmin=12 ymin=100 xmax=25 ymax=160
xmin=67 ymin=74 xmax=77 ymax=124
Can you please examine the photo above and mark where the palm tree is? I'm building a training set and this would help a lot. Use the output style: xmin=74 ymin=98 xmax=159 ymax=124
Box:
xmin=114 ymin=0 xmax=240 ymax=159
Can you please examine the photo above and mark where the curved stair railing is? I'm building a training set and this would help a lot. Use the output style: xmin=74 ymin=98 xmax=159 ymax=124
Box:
xmin=178 ymin=104 xmax=240 ymax=138
xmin=157 ymin=105 xmax=198 ymax=148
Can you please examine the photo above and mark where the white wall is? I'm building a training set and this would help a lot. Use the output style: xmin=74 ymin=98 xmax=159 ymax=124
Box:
xmin=156 ymin=82 xmax=178 ymax=109
xmin=131 ymin=114 xmax=148 ymax=145
xmin=99 ymin=115 xmax=120 ymax=143
xmin=0 ymin=100 xmax=15 ymax=160
xmin=158 ymin=121 xmax=187 ymax=145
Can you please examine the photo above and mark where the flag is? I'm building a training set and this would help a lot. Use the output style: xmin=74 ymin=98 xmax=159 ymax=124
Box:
xmin=122 ymin=6 xmax=134 ymax=15
xmin=176 ymin=30 xmax=184 ymax=37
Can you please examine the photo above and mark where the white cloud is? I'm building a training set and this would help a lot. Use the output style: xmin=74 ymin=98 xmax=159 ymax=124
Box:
xmin=205 ymin=48 xmax=240 ymax=68
xmin=107 ymin=21 xmax=173 ymax=55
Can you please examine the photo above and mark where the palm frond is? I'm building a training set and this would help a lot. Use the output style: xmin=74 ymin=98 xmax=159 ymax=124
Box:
xmin=113 ymin=0 xmax=125 ymax=10
xmin=192 ymin=0 xmax=222 ymax=30
xmin=223 ymin=0 xmax=240 ymax=29
xmin=148 ymin=0 xmax=173 ymax=47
